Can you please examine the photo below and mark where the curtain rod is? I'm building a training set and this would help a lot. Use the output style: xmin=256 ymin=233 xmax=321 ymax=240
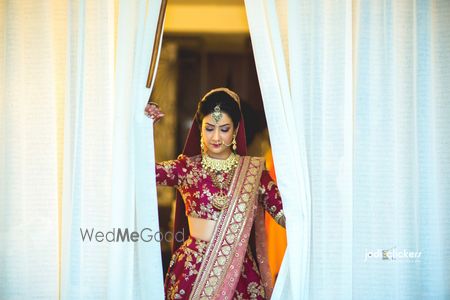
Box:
xmin=146 ymin=0 xmax=168 ymax=89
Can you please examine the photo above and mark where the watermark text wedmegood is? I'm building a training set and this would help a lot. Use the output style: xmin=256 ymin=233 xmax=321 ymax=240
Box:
xmin=80 ymin=227 xmax=185 ymax=243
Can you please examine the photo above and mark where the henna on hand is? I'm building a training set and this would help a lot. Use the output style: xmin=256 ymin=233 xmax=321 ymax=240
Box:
xmin=144 ymin=102 xmax=165 ymax=123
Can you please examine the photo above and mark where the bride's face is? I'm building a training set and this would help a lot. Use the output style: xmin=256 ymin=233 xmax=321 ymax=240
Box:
xmin=201 ymin=112 xmax=235 ymax=159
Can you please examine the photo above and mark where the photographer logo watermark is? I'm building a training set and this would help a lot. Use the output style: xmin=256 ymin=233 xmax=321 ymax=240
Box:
xmin=364 ymin=247 xmax=421 ymax=262
xmin=80 ymin=227 xmax=185 ymax=243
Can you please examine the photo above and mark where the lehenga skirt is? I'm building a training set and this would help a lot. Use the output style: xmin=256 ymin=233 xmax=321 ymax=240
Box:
xmin=164 ymin=236 xmax=266 ymax=300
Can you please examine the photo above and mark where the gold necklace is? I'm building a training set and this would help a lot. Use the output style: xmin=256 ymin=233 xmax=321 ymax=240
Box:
xmin=210 ymin=170 xmax=235 ymax=210
xmin=201 ymin=153 xmax=239 ymax=210
xmin=211 ymin=172 xmax=233 ymax=190
xmin=201 ymin=152 xmax=238 ymax=173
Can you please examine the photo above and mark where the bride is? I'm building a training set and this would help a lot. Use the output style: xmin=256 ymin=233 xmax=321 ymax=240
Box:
xmin=145 ymin=87 xmax=285 ymax=299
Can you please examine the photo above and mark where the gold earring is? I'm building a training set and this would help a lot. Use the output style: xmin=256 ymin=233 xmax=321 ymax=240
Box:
xmin=232 ymin=135 xmax=237 ymax=152
xmin=200 ymin=136 xmax=205 ymax=153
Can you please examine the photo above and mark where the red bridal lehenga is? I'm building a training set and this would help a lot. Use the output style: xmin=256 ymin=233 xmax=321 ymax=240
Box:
xmin=154 ymin=88 xmax=285 ymax=300
xmin=156 ymin=154 xmax=284 ymax=299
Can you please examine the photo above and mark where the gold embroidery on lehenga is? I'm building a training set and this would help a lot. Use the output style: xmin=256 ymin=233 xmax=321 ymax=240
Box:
xmin=189 ymin=156 xmax=265 ymax=300
xmin=247 ymin=282 xmax=265 ymax=299
xmin=167 ymin=237 xmax=208 ymax=299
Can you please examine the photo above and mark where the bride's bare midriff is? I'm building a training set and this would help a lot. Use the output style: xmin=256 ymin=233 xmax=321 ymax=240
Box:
xmin=188 ymin=216 xmax=216 ymax=242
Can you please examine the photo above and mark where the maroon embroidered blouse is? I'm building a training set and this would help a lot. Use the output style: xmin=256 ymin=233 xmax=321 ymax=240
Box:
xmin=156 ymin=154 xmax=285 ymax=226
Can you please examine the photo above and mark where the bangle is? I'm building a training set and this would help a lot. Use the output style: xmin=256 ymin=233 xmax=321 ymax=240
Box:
xmin=147 ymin=100 xmax=159 ymax=107
xmin=274 ymin=210 xmax=286 ymax=228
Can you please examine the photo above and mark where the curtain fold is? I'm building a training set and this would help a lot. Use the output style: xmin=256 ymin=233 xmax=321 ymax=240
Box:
xmin=1 ymin=0 xmax=164 ymax=299
xmin=353 ymin=1 xmax=450 ymax=299
xmin=61 ymin=1 xmax=115 ymax=298
xmin=246 ymin=0 xmax=449 ymax=299
xmin=109 ymin=0 xmax=165 ymax=298
xmin=0 ymin=1 xmax=65 ymax=298
xmin=244 ymin=0 xmax=315 ymax=298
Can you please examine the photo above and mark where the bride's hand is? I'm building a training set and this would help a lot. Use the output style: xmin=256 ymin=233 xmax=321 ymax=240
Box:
xmin=144 ymin=102 xmax=165 ymax=123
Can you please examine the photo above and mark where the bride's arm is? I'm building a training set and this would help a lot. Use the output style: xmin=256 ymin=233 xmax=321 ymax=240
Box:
xmin=155 ymin=155 xmax=187 ymax=187
xmin=259 ymin=170 xmax=286 ymax=228
xmin=145 ymin=101 xmax=186 ymax=187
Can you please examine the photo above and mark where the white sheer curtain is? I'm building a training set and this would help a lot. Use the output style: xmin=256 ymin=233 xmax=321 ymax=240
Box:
xmin=353 ymin=1 xmax=450 ymax=299
xmin=0 ymin=0 xmax=65 ymax=297
xmin=245 ymin=0 xmax=351 ymax=299
xmin=107 ymin=0 xmax=165 ymax=298
xmin=246 ymin=0 xmax=449 ymax=299
xmin=1 ymin=0 xmax=164 ymax=299
xmin=60 ymin=1 xmax=115 ymax=298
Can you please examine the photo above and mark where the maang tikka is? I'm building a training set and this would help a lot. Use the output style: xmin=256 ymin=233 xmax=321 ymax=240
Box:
xmin=211 ymin=105 xmax=223 ymax=124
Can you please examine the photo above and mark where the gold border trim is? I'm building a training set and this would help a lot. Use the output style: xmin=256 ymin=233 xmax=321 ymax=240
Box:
xmin=190 ymin=156 xmax=264 ymax=300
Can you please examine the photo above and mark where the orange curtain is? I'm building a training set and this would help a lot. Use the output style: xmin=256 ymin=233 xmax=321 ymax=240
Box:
xmin=264 ymin=149 xmax=287 ymax=283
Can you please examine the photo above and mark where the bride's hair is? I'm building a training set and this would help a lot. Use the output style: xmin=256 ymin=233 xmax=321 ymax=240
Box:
xmin=196 ymin=90 xmax=241 ymax=128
